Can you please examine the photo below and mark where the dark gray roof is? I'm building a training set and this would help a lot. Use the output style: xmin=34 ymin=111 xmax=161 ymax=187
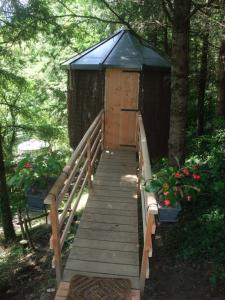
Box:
xmin=61 ymin=29 xmax=170 ymax=70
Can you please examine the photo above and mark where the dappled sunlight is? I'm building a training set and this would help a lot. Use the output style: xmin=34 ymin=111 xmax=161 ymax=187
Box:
xmin=120 ymin=174 xmax=137 ymax=182
xmin=76 ymin=192 xmax=89 ymax=212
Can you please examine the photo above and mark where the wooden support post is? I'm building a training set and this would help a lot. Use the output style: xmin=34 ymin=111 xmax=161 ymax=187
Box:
xmin=50 ymin=196 xmax=62 ymax=285
xmin=24 ymin=218 xmax=35 ymax=250
xmin=25 ymin=207 xmax=32 ymax=228
xmin=140 ymin=212 xmax=154 ymax=293
xmin=101 ymin=111 xmax=104 ymax=151
xmin=17 ymin=209 xmax=26 ymax=240
xmin=87 ymin=138 xmax=92 ymax=191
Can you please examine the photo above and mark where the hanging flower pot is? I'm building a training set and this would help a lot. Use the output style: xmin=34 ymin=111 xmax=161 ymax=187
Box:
xmin=158 ymin=202 xmax=181 ymax=223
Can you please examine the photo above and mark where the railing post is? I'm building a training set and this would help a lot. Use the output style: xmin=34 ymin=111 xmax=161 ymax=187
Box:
xmin=101 ymin=111 xmax=104 ymax=151
xmin=87 ymin=138 xmax=92 ymax=191
xmin=136 ymin=113 xmax=139 ymax=152
xmin=140 ymin=212 xmax=154 ymax=293
xmin=50 ymin=196 xmax=62 ymax=285
xmin=138 ymin=148 xmax=143 ymax=193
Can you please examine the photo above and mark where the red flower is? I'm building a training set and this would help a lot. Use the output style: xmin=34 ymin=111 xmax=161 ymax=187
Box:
xmin=164 ymin=199 xmax=171 ymax=207
xmin=192 ymin=174 xmax=201 ymax=181
xmin=186 ymin=195 xmax=192 ymax=202
xmin=163 ymin=191 xmax=170 ymax=196
xmin=182 ymin=168 xmax=190 ymax=176
xmin=175 ymin=172 xmax=182 ymax=178
xmin=24 ymin=162 xmax=32 ymax=168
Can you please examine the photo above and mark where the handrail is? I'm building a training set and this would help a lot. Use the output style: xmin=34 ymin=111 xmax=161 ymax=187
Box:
xmin=137 ymin=113 xmax=158 ymax=293
xmin=45 ymin=109 xmax=104 ymax=284
xmin=44 ymin=110 xmax=103 ymax=205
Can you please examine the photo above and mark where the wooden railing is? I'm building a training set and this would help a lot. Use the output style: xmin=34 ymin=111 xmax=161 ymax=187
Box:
xmin=44 ymin=110 xmax=104 ymax=283
xmin=137 ymin=113 xmax=158 ymax=293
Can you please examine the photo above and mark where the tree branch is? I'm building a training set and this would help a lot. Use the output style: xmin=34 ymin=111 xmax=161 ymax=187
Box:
xmin=100 ymin=0 xmax=133 ymax=30
xmin=161 ymin=0 xmax=173 ymax=24
xmin=165 ymin=0 xmax=174 ymax=13
xmin=199 ymin=8 xmax=225 ymax=28
xmin=187 ymin=0 xmax=217 ymax=20
xmin=56 ymin=0 xmax=121 ymax=25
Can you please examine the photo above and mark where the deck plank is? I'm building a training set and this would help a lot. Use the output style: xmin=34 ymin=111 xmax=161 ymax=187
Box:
xmin=81 ymin=212 xmax=138 ymax=225
xmin=92 ymin=186 xmax=137 ymax=195
xmin=64 ymin=259 xmax=139 ymax=277
xmin=96 ymin=165 xmax=136 ymax=174
xmin=94 ymin=173 xmax=137 ymax=182
xmin=79 ymin=221 xmax=138 ymax=233
xmin=69 ymin=247 xmax=139 ymax=265
xmin=93 ymin=179 xmax=137 ymax=188
xmin=72 ymin=238 xmax=139 ymax=252
xmin=76 ymin=228 xmax=138 ymax=243
xmin=86 ymin=199 xmax=137 ymax=210
xmin=85 ymin=207 xmax=137 ymax=216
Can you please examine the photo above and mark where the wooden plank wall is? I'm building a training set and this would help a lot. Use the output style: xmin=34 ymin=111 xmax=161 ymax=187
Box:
xmin=67 ymin=70 xmax=105 ymax=149
xmin=140 ymin=68 xmax=171 ymax=158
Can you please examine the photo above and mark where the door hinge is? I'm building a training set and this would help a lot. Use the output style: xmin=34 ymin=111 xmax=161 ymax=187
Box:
xmin=121 ymin=108 xmax=139 ymax=112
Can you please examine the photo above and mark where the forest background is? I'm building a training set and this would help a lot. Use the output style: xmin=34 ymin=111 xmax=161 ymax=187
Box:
xmin=0 ymin=0 xmax=225 ymax=298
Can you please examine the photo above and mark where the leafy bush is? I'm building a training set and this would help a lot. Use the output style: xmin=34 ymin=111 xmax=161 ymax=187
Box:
xmin=8 ymin=151 xmax=65 ymax=191
xmin=7 ymin=151 xmax=66 ymax=212
xmin=158 ymin=126 xmax=225 ymax=287
xmin=145 ymin=162 xmax=208 ymax=208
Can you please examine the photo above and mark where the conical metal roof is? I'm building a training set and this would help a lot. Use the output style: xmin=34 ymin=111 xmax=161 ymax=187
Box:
xmin=61 ymin=29 xmax=170 ymax=70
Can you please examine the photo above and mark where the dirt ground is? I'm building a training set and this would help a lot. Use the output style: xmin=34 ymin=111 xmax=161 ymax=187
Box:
xmin=0 ymin=224 xmax=57 ymax=300
xmin=1 ymin=222 xmax=225 ymax=300
xmin=143 ymin=224 xmax=225 ymax=300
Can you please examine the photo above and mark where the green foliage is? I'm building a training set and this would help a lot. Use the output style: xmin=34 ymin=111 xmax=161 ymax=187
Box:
xmin=162 ymin=125 xmax=225 ymax=287
xmin=146 ymin=162 xmax=207 ymax=208
xmin=7 ymin=150 xmax=66 ymax=213
xmin=8 ymin=151 xmax=66 ymax=191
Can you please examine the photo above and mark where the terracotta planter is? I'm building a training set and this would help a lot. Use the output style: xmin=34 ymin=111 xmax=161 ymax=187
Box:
xmin=158 ymin=203 xmax=181 ymax=223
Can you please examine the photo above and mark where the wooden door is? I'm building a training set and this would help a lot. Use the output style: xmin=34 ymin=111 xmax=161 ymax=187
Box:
xmin=104 ymin=69 xmax=139 ymax=149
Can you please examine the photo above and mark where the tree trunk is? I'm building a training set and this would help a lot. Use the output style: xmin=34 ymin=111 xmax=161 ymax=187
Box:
xmin=168 ymin=0 xmax=191 ymax=165
xmin=197 ymin=31 xmax=209 ymax=136
xmin=0 ymin=132 xmax=16 ymax=242
xmin=216 ymin=40 xmax=225 ymax=117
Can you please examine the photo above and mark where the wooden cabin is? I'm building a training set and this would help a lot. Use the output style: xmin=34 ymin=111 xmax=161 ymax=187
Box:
xmin=62 ymin=29 xmax=171 ymax=158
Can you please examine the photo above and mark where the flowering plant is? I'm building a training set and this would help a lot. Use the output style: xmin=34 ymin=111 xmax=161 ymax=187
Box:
xmin=145 ymin=163 xmax=208 ymax=208
xmin=8 ymin=152 xmax=64 ymax=193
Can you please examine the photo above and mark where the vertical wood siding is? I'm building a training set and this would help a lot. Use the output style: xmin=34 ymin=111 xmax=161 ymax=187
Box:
xmin=67 ymin=70 xmax=105 ymax=149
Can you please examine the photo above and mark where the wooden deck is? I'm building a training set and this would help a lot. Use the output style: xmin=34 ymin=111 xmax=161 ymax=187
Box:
xmin=55 ymin=149 xmax=140 ymax=299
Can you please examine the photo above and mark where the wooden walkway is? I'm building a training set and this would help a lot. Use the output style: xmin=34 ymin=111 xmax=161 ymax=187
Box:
xmin=55 ymin=149 xmax=140 ymax=299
